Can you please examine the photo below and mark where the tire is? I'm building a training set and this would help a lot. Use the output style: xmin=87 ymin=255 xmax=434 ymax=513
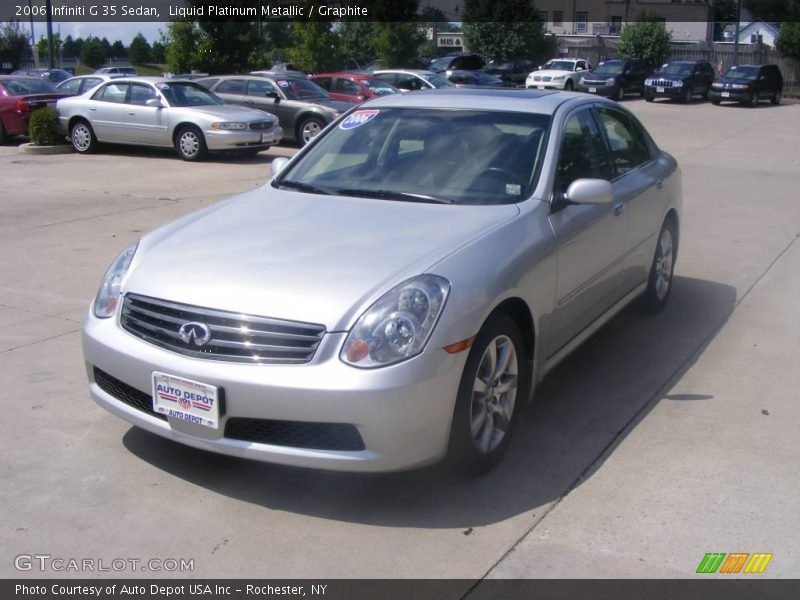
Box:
xmin=296 ymin=116 xmax=325 ymax=147
xmin=446 ymin=313 xmax=527 ymax=474
xmin=645 ymin=96 xmax=654 ymax=103
xmin=643 ymin=217 xmax=678 ymax=312
xmin=70 ymin=120 xmax=97 ymax=154
xmin=771 ymin=90 xmax=782 ymax=105
xmin=702 ymin=86 xmax=710 ymax=100
xmin=749 ymin=91 xmax=759 ymax=107
xmin=683 ymin=87 xmax=693 ymax=103
xmin=615 ymin=85 xmax=624 ymax=101
xmin=0 ymin=119 xmax=7 ymax=145
xmin=174 ymin=125 xmax=207 ymax=161
xmin=711 ymin=98 xmax=721 ymax=105
xmin=564 ymin=80 xmax=574 ymax=91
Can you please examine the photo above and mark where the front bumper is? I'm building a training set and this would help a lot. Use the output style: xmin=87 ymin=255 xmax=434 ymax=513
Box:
xmin=577 ymin=82 xmax=616 ymax=96
xmin=709 ymin=89 xmax=751 ymax=102
xmin=526 ymin=79 xmax=567 ymax=90
xmin=202 ymin=125 xmax=283 ymax=151
xmin=83 ymin=307 xmax=466 ymax=472
xmin=644 ymin=84 xmax=685 ymax=99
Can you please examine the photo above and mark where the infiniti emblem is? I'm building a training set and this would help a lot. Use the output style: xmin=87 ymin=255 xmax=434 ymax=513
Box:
xmin=179 ymin=322 xmax=212 ymax=347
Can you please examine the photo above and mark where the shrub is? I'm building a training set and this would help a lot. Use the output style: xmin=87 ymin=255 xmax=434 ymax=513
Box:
xmin=616 ymin=20 xmax=672 ymax=69
xmin=29 ymin=107 xmax=61 ymax=146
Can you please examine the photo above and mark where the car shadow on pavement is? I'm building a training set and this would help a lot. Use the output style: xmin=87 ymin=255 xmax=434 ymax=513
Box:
xmin=122 ymin=275 xmax=736 ymax=529
xmin=85 ymin=143 xmax=284 ymax=164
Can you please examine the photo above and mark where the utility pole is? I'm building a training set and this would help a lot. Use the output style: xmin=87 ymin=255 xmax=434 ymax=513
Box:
xmin=45 ymin=0 xmax=54 ymax=68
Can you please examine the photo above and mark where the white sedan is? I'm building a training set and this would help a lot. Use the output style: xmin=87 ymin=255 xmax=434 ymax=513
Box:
xmin=526 ymin=58 xmax=592 ymax=91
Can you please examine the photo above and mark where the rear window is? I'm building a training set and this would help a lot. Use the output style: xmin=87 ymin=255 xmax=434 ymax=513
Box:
xmin=2 ymin=78 xmax=56 ymax=94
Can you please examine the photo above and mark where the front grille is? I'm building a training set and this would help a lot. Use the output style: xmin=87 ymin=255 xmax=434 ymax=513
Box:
xmin=93 ymin=368 xmax=364 ymax=451
xmin=225 ymin=418 xmax=365 ymax=451
xmin=121 ymin=294 xmax=326 ymax=364
xmin=532 ymin=75 xmax=552 ymax=82
xmin=249 ymin=121 xmax=274 ymax=131
xmin=583 ymin=79 xmax=607 ymax=86
xmin=651 ymin=79 xmax=675 ymax=88
xmin=94 ymin=367 xmax=165 ymax=421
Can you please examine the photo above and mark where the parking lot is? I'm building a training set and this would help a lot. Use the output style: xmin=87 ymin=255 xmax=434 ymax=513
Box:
xmin=1 ymin=97 xmax=799 ymax=580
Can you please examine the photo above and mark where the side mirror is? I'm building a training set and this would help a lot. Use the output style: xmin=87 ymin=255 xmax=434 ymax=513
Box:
xmin=356 ymin=94 xmax=366 ymax=102
xmin=576 ymin=67 xmax=583 ymax=71
xmin=271 ymin=156 xmax=290 ymax=178
xmin=145 ymin=98 xmax=164 ymax=108
xmin=265 ymin=91 xmax=279 ymax=99
xmin=564 ymin=179 xmax=613 ymax=205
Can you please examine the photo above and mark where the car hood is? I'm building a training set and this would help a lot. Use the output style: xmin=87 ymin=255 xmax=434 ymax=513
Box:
xmin=173 ymin=104 xmax=271 ymax=121
xmin=529 ymin=69 xmax=574 ymax=78
xmin=125 ymin=187 xmax=520 ymax=331
xmin=714 ymin=76 xmax=754 ymax=85
xmin=652 ymin=74 xmax=690 ymax=81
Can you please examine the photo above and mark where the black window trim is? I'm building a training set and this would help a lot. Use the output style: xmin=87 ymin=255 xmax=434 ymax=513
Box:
xmin=592 ymin=104 xmax=655 ymax=182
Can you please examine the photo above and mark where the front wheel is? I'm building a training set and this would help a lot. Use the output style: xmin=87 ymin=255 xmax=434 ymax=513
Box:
xmin=683 ymin=87 xmax=693 ymax=103
xmin=446 ymin=313 xmax=527 ymax=474
xmin=564 ymin=80 xmax=574 ymax=91
xmin=771 ymin=90 xmax=782 ymax=105
xmin=615 ymin=85 xmax=625 ymax=101
xmin=70 ymin=120 xmax=97 ymax=154
xmin=749 ymin=91 xmax=760 ymax=107
xmin=297 ymin=116 xmax=325 ymax=147
xmin=643 ymin=217 xmax=677 ymax=312
xmin=174 ymin=125 xmax=208 ymax=161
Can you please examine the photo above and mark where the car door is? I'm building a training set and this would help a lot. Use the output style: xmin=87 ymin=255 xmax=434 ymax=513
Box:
xmin=333 ymin=78 xmax=363 ymax=102
xmin=595 ymin=106 xmax=664 ymax=289
xmin=87 ymin=81 xmax=130 ymax=141
xmin=547 ymin=107 xmax=628 ymax=357
xmin=124 ymin=82 xmax=169 ymax=146
xmin=213 ymin=78 xmax=248 ymax=108
xmin=251 ymin=78 xmax=298 ymax=134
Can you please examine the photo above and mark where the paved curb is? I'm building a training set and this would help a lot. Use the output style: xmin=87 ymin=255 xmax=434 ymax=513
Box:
xmin=19 ymin=142 xmax=73 ymax=155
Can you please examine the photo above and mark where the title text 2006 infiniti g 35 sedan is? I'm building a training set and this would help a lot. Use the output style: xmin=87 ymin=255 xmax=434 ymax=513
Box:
xmin=83 ymin=89 xmax=681 ymax=473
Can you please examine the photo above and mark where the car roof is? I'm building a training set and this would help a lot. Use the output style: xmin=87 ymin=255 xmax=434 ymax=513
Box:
xmin=0 ymin=75 xmax=42 ymax=81
xmin=373 ymin=69 xmax=437 ymax=76
xmin=362 ymin=87 xmax=607 ymax=114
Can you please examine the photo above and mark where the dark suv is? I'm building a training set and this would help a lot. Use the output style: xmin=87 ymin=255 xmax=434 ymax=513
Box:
xmin=577 ymin=58 xmax=651 ymax=100
xmin=645 ymin=61 xmax=715 ymax=103
xmin=429 ymin=53 xmax=485 ymax=75
xmin=484 ymin=58 xmax=535 ymax=86
xmin=709 ymin=64 xmax=783 ymax=106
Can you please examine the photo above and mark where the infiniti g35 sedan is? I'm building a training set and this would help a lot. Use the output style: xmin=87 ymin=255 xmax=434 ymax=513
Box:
xmin=83 ymin=89 xmax=681 ymax=473
xmin=57 ymin=77 xmax=283 ymax=160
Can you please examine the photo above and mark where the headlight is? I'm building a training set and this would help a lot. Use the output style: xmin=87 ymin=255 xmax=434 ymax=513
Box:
xmin=552 ymin=75 xmax=565 ymax=81
xmin=210 ymin=122 xmax=247 ymax=130
xmin=93 ymin=240 xmax=138 ymax=318
xmin=712 ymin=83 xmax=723 ymax=88
xmin=606 ymin=78 xmax=616 ymax=86
xmin=732 ymin=83 xmax=749 ymax=90
xmin=645 ymin=78 xmax=654 ymax=86
xmin=341 ymin=275 xmax=450 ymax=368
xmin=673 ymin=80 xmax=684 ymax=87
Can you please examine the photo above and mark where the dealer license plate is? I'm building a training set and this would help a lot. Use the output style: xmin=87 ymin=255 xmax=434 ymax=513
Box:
xmin=152 ymin=372 xmax=219 ymax=429
xmin=657 ymin=86 xmax=665 ymax=93
xmin=538 ymin=85 xmax=545 ymax=90
xmin=721 ymin=91 xmax=730 ymax=98
xmin=261 ymin=133 xmax=272 ymax=143
xmin=588 ymin=87 xmax=597 ymax=93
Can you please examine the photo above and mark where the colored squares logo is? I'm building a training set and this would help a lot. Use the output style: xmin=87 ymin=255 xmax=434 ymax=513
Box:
xmin=696 ymin=552 xmax=773 ymax=574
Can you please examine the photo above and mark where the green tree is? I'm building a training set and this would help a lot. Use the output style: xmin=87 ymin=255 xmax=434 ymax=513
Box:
xmin=371 ymin=22 xmax=425 ymax=68
xmin=713 ymin=0 xmax=738 ymax=41
xmin=286 ymin=22 xmax=342 ymax=72
xmin=128 ymin=33 xmax=151 ymax=65
xmin=0 ymin=21 xmax=31 ymax=70
xmin=462 ymin=0 xmax=546 ymax=60
xmin=338 ymin=22 xmax=377 ymax=66
xmin=743 ymin=0 xmax=795 ymax=21
xmin=80 ymin=37 xmax=106 ymax=69
xmin=776 ymin=21 xmax=800 ymax=60
xmin=36 ymin=33 xmax=61 ymax=60
xmin=164 ymin=21 xmax=201 ymax=73
xmin=150 ymin=41 xmax=166 ymax=64
xmin=616 ymin=20 xmax=672 ymax=68
xmin=62 ymin=35 xmax=77 ymax=58
xmin=110 ymin=40 xmax=126 ymax=59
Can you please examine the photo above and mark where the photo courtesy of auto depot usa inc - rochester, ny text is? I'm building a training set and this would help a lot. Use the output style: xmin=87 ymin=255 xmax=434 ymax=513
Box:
xmin=14 ymin=583 xmax=329 ymax=597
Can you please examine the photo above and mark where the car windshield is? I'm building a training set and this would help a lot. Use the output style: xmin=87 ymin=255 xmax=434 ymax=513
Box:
xmin=275 ymin=108 xmax=550 ymax=206
xmin=158 ymin=82 xmax=223 ymax=106
xmin=543 ymin=60 xmax=576 ymax=71
xmin=361 ymin=79 xmax=398 ymax=95
xmin=276 ymin=78 xmax=329 ymax=100
xmin=426 ymin=74 xmax=454 ymax=88
xmin=592 ymin=61 xmax=625 ymax=75
xmin=2 ymin=78 xmax=56 ymax=94
xmin=475 ymin=72 xmax=502 ymax=84
xmin=429 ymin=57 xmax=452 ymax=71
xmin=657 ymin=63 xmax=694 ymax=76
xmin=724 ymin=66 xmax=760 ymax=79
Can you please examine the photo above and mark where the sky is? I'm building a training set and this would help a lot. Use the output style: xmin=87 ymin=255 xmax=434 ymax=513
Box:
xmin=26 ymin=21 xmax=167 ymax=45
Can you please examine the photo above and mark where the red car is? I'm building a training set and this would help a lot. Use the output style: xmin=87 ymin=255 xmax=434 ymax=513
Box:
xmin=0 ymin=76 xmax=67 ymax=143
xmin=309 ymin=72 xmax=399 ymax=103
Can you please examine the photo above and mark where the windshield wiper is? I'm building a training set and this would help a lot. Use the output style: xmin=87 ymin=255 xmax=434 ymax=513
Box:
xmin=275 ymin=180 xmax=332 ymax=195
xmin=337 ymin=189 xmax=453 ymax=204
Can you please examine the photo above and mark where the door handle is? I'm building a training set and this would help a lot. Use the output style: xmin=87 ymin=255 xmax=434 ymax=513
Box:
xmin=89 ymin=107 xmax=96 ymax=111
xmin=613 ymin=203 xmax=624 ymax=216
xmin=244 ymin=100 xmax=255 ymax=104
xmin=128 ymin=112 xmax=136 ymax=116
xmin=656 ymin=179 xmax=664 ymax=190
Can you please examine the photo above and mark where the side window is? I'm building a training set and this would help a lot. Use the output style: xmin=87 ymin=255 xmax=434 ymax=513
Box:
xmin=596 ymin=108 xmax=651 ymax=175
xmin=58 ymin=79 xmax=82 ymax=94
xmin=247 ymin=78 xmax=273 ymax=96
xmin=336 ymin=79 xmax=360 ymax=96
xmin=82 ymin=77 xmax=103 ymax=92
xmin=577 ymin=61 xmax=586 ymax=71
xmin=313 ymin=77 xmax=332 ymax=91
xmin=129 ymin=83 xmax=157 ymax=106
xmin=216 ymin=79 xmax=245 ymax=94
xmin=556 ymin=110 xmax=612 ymax=191
xmin=396 ymin=75 xmax=421 ymax=90
xmin=374 ymin=73 xmax=395 ymax=86
xmin=93 ymin=82 xmax=129 ymax=103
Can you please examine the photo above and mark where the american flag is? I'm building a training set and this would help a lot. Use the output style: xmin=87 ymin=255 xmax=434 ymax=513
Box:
xmin=717 ymin=59 xmax=724 ymax=75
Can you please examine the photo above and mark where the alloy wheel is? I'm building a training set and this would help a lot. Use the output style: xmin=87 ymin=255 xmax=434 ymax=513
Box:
xmin=469 ymin=335 xmax=518 ymax=454
xmin=654 ymin=227 xmax=674 ymax=301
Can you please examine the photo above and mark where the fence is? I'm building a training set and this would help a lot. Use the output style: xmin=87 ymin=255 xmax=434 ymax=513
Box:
xmin=557 ymin=38 xmax=800 ymax=97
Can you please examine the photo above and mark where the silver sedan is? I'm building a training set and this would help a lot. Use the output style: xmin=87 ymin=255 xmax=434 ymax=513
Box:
xmin=57 ymin=77 xmax=283 ymax=160
xmin=83 ymin=89 xmax=681 ymax=473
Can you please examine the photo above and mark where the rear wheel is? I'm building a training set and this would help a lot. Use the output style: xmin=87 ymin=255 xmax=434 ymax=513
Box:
xmin=771 ymin=90 xmax=782 ymax=105
xmin=297 ymin=116 xmax=325 ymax=147
xmin=70 ymin=120 xmax=97 ymax=154
xmin=643 ymin=217 xmax=677 ymax=312
xmin=174 ymin=125 xmax=207 ymax=161
xmin=446 ymin=313 xmax=527 ymax=474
